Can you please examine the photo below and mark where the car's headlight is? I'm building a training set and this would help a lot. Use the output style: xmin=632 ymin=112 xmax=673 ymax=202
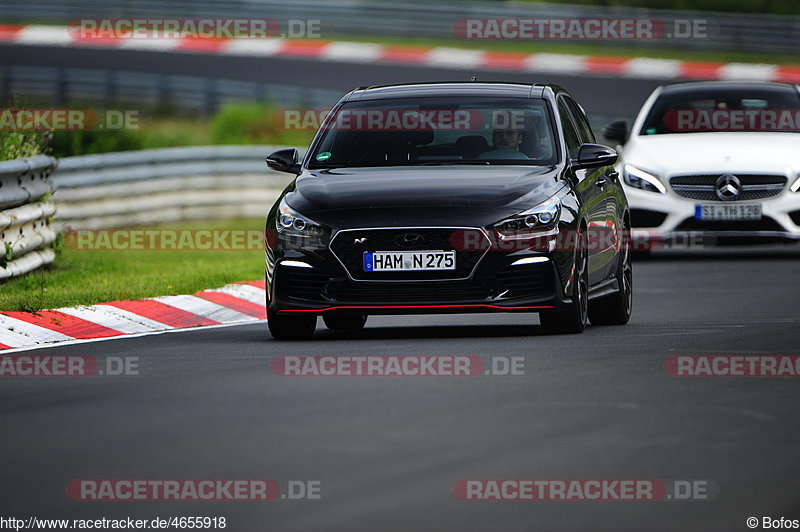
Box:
xmin=493 ymin=197 xmax=561 ymax=240
xmin=791 ymin=174 xmax=800 ymax=192
xmin=276 ymin=197 xmax=325 ymax=238
xmin=623 ymin=164 xmax=666 ymax=194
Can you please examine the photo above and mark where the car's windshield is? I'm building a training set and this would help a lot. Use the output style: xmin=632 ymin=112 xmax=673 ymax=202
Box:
xmin=639 ymin=85 xmax=800 ymax=135
xmin=307 ymin=96 xmax=558 ymax=168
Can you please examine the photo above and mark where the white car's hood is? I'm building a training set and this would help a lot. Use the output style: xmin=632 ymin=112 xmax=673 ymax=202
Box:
xmin=622 ymin=132 xmax=800 ymax=177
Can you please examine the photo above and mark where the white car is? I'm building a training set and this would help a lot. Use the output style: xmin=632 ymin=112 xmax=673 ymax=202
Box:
xmin=603 ymin=81 xmax=800 ymax=251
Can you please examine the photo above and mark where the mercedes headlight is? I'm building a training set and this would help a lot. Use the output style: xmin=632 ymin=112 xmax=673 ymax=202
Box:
xmin=493 ymin=197 xmax=561 ymax=240
xmin=276 ymin=197 xmax=325 ymax=239
xmin=623 ymin=164 xmax=666 ymax=194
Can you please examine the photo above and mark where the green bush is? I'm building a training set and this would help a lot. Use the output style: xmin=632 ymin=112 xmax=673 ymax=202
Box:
xmin=0 ymin=130 xmax=49 ymax=160
xmin=210 ymin=102 xmax=314 ymax=147
xmin=48 ymin=129 xmax=144 ymax=158
xmin=3 ymin=103 xmax=316 ymax=159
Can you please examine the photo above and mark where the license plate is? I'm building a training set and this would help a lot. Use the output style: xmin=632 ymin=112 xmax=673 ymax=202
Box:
xmin=363 ymin=251 xmax=456 ymax=272
xmin=695 ymin=204 xmax=762 ymax=221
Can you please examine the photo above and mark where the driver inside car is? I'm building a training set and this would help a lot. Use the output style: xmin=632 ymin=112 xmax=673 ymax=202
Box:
xmin=479 ymin=110 xmax=535 ymax=160
xmin=492 ymin=128 xmax=525 ymax=152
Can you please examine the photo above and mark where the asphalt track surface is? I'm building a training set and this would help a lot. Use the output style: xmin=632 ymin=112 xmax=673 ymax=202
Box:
xmin=0 ymin=44 xmax=661 ymax=119
xmin=2 ymin=44 xmax=800 ymax=531
xmin=2 ymin=250 xmax=800 ymax=531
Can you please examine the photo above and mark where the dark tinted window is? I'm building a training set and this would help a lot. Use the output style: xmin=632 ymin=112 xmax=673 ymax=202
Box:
xmin=557 ymin=99 xmax=582 ymax=159
xmin=565 ymin=97 xmax=595 ymax=143
xmin=640 ymin=85 xmax=800 ymax=135
xmin=308 ymin=97 xmax=559 ymax=168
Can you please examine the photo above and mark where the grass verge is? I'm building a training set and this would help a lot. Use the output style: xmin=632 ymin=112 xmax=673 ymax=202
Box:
xmin=0 ymin=218 xmax=266 ymax=312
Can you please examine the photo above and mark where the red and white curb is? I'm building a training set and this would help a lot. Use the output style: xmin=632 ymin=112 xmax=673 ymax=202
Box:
xmin=1 ymin=24 xmax=798 ymax=82
xmin=0 ymin=280 xmax=266 ymax=351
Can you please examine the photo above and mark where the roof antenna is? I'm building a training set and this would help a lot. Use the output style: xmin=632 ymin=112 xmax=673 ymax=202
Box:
xmin=470 ymin=75 xmax=477 ymax=82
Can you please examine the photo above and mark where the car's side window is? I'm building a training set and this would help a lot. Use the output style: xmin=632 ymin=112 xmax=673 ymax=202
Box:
xmin=557 ymin=99 xmax=582 ymax=160
xmin=565 ymin=97 xmax=596 ymax=144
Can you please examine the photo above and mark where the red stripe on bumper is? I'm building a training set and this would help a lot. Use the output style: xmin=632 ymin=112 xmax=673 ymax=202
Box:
xmin=282 ymin=304 xmax=555 ymax=312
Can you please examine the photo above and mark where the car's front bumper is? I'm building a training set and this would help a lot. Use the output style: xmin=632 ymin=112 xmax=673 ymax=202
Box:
xmin=266 ymin=239 xmax=573 ymax=316
xmin=624 ymin=184 xmax=800 ymax=249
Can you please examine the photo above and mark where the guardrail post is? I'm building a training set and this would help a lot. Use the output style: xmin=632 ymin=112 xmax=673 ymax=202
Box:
xmin=54 ymin=68 xmax=67 ymax=107
xmin=0 ymin=67 xmax=9 ymax=106
xmin=204 ymin=79 xmax=217 ymax=117
xmin=156 ymin=74 xmax=171 ymax=112
xmin=104 ymin=70 xmax=117 ymax=108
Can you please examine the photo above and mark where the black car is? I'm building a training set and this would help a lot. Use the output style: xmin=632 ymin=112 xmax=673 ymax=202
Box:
xmin=264 ymin=82 xmax=632 ymax=339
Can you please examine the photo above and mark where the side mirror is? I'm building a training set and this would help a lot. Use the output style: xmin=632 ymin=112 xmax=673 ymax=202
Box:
xmin=572 ymin=143 xmax=618 ymax=170
xmin=266 ymin=148 xmax=301 ymax=174
xmin=601 ymin=119 xmax=629 ymax=145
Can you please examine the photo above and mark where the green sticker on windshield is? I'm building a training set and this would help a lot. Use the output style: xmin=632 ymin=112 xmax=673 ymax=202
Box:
xmin=316 ymin=152 xmax=331 ymax=161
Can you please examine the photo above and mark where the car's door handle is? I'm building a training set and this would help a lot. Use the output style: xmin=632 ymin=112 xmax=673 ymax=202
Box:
xmin=606 ymin=171 xmax=619 ymax=181
xmin=595 ymin=177 xmax=607 ymax=187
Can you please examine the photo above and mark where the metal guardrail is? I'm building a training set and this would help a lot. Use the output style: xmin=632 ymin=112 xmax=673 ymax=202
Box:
xmin=52 ymin=145 xmax=299 ymax=230
xmin=1 ymin=0 xmax=799 ymax=54
xmin=0 ymin=66 xmax=343 ymax=115
xmin=0 ymin=154 xmax=58 ymax=280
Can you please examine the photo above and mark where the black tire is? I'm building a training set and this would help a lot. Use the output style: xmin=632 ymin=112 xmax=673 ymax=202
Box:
xmin=323 ymin=314 xmax=368 ymax=331
xmin=589 ymin=221 xmax=633 ymax=326
xmin=267 ymin=308 xmax=316 ymax=340
xmin=540 ymin=228 xmax=588 ymax=334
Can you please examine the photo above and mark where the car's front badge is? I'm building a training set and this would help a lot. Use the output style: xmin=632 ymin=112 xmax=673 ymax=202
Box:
xmin=316 ymin=152 xmax=332 ymax=161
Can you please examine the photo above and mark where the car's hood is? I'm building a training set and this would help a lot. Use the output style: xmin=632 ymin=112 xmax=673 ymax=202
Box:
xmin=284 ymin=165 xmax=564 ymax=228
xmin=622 ymin=132 xmax=800 ymax=177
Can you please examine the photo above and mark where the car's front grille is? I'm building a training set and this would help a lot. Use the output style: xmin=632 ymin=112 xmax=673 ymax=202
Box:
xmin=790 ymin=211 xmax=800 ymax=227
xmin=670 ymin=175 xmax=786 ymax=201
xmin=497 ymin=263 xmax=554 ymax=299
xmin=329 ymin=227 xmax=489 ymax=281
xmin=332 ymin=280 xmax=488 ymax=303
xmin=283 ymin=267 xmax=328 ymax=301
